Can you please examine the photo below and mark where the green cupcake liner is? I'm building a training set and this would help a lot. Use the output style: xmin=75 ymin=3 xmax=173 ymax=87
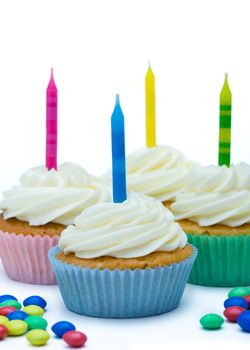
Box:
xmin=187 ymin=233 xmax=250 ymax=287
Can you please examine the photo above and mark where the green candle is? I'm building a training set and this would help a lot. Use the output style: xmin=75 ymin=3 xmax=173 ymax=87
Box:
xmin=218 ymin=73 xmax=232 ymax=166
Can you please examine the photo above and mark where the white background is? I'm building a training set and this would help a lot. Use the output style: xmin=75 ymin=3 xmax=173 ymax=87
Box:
xmin=1 ymin=0 xmax=250 ymax=348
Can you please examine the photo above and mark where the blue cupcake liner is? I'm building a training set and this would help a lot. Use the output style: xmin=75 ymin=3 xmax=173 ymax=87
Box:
xmin=48 ymin=245 xmax=197 ymax=318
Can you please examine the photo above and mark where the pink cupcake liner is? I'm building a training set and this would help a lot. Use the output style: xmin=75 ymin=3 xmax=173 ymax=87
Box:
xmin=0 ymin=230 xmax=59 ymax=285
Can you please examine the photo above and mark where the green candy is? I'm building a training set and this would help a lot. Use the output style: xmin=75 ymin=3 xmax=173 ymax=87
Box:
xmin=0 ymin=315 xmax=9 ymax=325
xmin=22 ymin=305 xmax=44 ymax=317
xmin=26 ymin=329 xmax=50 ymax=346
xmin=0 ymin=300 xmax=22 ymax=310
xmin=228 ymin=287 xmax=250 ymax=298
xmin=25 ymin=316 xmax=48 ymax=330
xmin=200 ymin=314 xmax=224 ymax=330
xmin=5 ymin=320 xmax=28 ymax=336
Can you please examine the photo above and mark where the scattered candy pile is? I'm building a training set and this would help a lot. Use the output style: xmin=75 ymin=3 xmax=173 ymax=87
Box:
xmin=0 ymin=294 xmax=87 ymax=347
xmin=200 ymin=287 xmax=250 ymax=332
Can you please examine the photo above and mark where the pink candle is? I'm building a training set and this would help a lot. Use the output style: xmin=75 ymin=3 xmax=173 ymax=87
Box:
xmin=46 ymin=68 xmax=58 ymax=170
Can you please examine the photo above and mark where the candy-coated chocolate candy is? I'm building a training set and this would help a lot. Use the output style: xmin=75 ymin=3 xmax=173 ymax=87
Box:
xmin=25 ymin=316 xmax=48 ymax=330
xmin=51 ymin=321 xmax=76 ymax=338
xmin=0 ymin=324 xmax=8 ymax=340
xmin=244 ymin=294 xmax=250 ymax=309
xmin=224 ymin=296 xmax=248 ymax=309
xmin=237 ymin=310 xmax=250 ymax=332
xmin=63 ymin=330 xmax=87 ymax=348
xmin=0 ymin=300 xmax=22 ymax=310
xmin=7 ymin=310 xmax=29 ymax=321
xmin=23 ymin=296 xmax=47 ymax=310
xmin=223 ymin=306 xmax=245 ymax=322
xmin=0 ymin=295 xmax=17 ymax=303
xmin=228 ymin=287 xmax=250 ymax=298
xmin=0 ymin=316 xmax=9 ymax=325
xmin=5 ymin=320 xmax=28 ymax=336
xmin=26 ymin=329 xmax=50 ymax=346
xmin=200 ymin=314 xmax=224 ymax=330
xmin=22 ymin=305 xmax=44 ymax=317
xmin=0 ymin=306 xmax=17 ymax=316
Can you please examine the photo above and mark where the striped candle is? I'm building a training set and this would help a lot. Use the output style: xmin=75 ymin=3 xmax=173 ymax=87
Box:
xmin=46 ymin=68 xmax=58 ymax=170
xmin=218 ymin=73 xmax=232 ymax=166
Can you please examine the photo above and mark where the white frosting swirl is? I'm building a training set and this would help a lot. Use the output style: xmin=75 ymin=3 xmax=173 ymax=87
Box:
xmin=172 ymin=191 xmax=250 ymax=227
xmin=171 ymin=163 xmax=250 ymax=227
xmin=125 ymin=146 xmax=199 ymax=201
xmin=0 ymin=163 xmax=111 ymax=226
xmin=59 ymin=192 xmax=187 ymax=259
xmin=20 ymin=162 xmax=92 ymax=188
xmin=182 ymin=163 xmax=250 ymax=193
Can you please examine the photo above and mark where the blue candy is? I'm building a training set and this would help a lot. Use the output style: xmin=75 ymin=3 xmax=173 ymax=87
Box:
xmin=23 ymin=296 xmax=47 ymax=309
xmin=237 ymin=310 xmax=250 ymax=332
xmin=0 ymin=295 xmax=17 ymax=303
xmin=7 ymin=310 xmax=29 ymax=321
xmin=224 ymin=297 xmax=248 ymax=309
xmin=51 ymin=321 xmax=76 ymax=338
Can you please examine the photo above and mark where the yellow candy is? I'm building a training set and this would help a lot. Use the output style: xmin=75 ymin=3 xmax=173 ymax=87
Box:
xmin=26 ymin=329 xmax=50 ymax=346
xmin=22 ymin=305 xmax=44 ymax=317
xmin=5 ymin=320 xmax=28 ymax=336
xmin=0 ymin=315 xmax=9 ymax=325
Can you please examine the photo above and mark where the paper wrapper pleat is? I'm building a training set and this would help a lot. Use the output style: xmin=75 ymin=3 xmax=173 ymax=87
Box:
xmin=187 ymin=233 xmax=250 ymax=287
xmin=0 ymin=230 xmax=59 ymax=285
xmin=49 ymin=245 xmax=197 ymax=318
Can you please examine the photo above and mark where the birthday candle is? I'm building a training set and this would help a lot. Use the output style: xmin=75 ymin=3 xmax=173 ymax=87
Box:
xmin=145 ymin=63 xmax=156 ymax=147
xmin=46 ymin=68 xmax=58 ymax=170
xmin=111 ymin=94 xmax=127 ymax=203
xmin=218 ymin=73 xmax=232 ymax=167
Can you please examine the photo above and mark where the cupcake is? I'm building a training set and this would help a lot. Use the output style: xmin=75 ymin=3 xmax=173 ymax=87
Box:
xmin=49 ymin=192 xmax=197 ymax=318
xmin=0 ymin=162 xmax=111 ymax=284
xmin=171 ymin=162 xmax=250 ymax=287
xmin=104 ymin=145 xmax=199 ymax=204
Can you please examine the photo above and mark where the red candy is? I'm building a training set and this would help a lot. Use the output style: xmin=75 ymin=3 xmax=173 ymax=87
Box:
xmin=244 ymin=294 xmax=250 ymax=308
xmin=0 ymin=324 xmax=8 ymax=340
xmin=0 ymin=306 xmax=17 ymax=316
xmin=63 ymin=330 xmax=87 ymax=348
xmin=224 ymin=306 xmax=245 ymax=322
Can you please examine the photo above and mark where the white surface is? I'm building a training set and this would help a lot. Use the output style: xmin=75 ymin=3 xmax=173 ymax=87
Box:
xmin=1 ymin=0 xmax=250 ymax=348
xmin=0 ymin=263 xmax=249 ymax=350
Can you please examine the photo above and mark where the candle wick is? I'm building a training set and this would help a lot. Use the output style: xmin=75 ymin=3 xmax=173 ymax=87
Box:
xmin=47 ymin=67 xmax=57 ymax=92
xmin=115 ymin=94 xmax=120 ymax=105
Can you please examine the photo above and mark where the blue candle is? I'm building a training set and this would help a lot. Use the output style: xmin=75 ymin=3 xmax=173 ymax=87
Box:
xmin=111 ymin=94 xmax=127 ymax=203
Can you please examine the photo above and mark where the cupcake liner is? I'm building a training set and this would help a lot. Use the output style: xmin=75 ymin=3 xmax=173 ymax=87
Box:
xmin=48 ymin=245 xmax=197 ymax=318
xmin=187 ymin=233 xmax=250 ymax=287
xmin=0 ymin=230 xmax=59 ymax=285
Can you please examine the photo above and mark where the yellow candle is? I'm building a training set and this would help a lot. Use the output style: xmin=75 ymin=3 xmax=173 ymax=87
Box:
xmin=145 ymin=63 xmax=156 ymax=147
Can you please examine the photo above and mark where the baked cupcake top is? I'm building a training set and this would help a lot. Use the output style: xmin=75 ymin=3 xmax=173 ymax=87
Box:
xmin=125 ymin=145 xmax=199 ymax=202
xmin=0 ymin=162 xmax=111 ymax=226
xmin=171 ymin=163 xmax=250 ymax=227
xmin=59 ymin=192 xmax=187 ymax=259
